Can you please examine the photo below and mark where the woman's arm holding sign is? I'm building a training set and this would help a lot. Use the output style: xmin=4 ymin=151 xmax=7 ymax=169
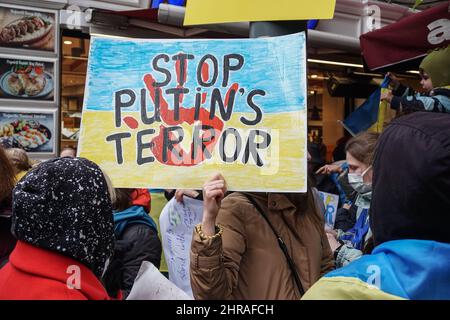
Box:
xmin=201 ymin=174 xmax=226 ymax=236
xmin=190 ymin=174 xmax=246 ymax=300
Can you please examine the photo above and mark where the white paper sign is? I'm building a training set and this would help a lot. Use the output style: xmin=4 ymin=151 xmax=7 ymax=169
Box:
xmin=126 ymin=261 xmax=192 ymax=300
xmin=318 ymin=191 xmax=339 ymax=229
xmin=159 ymin=196 xmax=203 ymax=297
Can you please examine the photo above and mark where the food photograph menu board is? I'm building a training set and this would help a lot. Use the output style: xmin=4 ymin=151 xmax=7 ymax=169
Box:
xmin=0 ymin=3 xmax=59 ymax=158
xmin=0 ymin=107 xmax=56 ymax=155
xmin=0 ymin=4 xmax=56 ymax=54
xmin=0 ymin=55 xmax=55 ymax=102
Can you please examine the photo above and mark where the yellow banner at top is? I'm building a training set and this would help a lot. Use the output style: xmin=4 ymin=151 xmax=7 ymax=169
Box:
xmin=184 ymin=0 xmax=336 ymax=26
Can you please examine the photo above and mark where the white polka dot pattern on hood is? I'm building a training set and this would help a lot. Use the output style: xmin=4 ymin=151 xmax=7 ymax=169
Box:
xmin=11 ymin=157 xmax=114 ymax=278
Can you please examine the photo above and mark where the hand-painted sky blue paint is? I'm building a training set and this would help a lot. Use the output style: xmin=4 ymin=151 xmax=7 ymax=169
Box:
xmin=83 ymin=33 xmax=306 ymax=114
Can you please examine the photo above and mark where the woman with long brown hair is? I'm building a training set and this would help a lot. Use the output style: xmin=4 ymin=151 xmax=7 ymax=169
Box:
xmin=0 ymin=146 xmax=17 ymax=267
xmin=190 ymin=173 xmax=334 ymax=299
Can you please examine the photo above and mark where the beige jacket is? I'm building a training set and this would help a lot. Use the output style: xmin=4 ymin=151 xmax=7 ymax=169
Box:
xmin=190 ymin=192 xmax=334 ymax=300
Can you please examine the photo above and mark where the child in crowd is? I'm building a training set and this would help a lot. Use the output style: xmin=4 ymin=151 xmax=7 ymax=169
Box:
xmin=381 ymin=45 xmax=450 ymax=113
xmin=102 ymin=188 xmax=161 ymax=299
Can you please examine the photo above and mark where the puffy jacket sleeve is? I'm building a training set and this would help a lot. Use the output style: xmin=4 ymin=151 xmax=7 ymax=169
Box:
xmin=390 ymin=84 xmax=449 ymax=113
xmin=391 ymin=94 xmax=448 ymax=113
xmin=335 ymin=244 xmax=363 ymax=268
xmin=121 ymin=225 xmax=162 ymax=298
xmin=190 ymin=196 xmax=247 ymax=300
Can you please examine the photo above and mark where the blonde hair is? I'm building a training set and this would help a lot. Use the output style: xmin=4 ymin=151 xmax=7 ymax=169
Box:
xmin=5 ymin=148 xmax=31 ymax=172
xmin=100 ymin=168 xmax=116 ymax=204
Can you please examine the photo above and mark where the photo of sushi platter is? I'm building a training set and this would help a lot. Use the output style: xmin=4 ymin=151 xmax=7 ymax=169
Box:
xmin=0 ymin=109 xmax=55 ymax=153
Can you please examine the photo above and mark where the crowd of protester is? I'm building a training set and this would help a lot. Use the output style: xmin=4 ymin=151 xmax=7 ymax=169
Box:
xmin=0 ymin=46 xmax=448 ymax=300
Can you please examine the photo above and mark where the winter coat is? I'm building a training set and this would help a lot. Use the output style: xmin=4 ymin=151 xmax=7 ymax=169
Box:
xmin=334 ymin=204 xmax=356 ymax=232
xmin=304 ymin=112 xmax=450 ymax=300
xmin=302 ymin=239 xmax=450 ymax=300
xmin=103 ymin=195 xmax=162 ymax=299
xmin=190 ymin=192 xmax=334 ymax=300
xmin=334 ymin=204 xmax=373 ymax=268
xmin=0 ymin=241 xmax=116 ymax=300
xmin=12 ymin=157 xmax=115 ymax=279
xmin=391 ymin=84 xmax=450 ymax=113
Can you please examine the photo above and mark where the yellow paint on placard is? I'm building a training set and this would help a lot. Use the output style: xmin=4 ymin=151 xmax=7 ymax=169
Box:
xmin=78 ymin=110 xmax=307 ymax=192
xmin=184 ymin=0 xmax=336 ymax=25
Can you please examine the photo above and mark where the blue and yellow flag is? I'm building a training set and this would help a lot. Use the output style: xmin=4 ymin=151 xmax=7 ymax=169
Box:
xmin=342 ymin=77 xmax=390 ymax=136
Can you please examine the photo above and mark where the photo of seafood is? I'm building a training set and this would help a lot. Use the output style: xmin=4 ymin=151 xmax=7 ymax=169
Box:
xmin=0 ymin=5 xmax=55 ymax=52
xmin=0 ymin=110 xmax=54 ymax=153
xmin=0 ymin=57 xmax=54 ymax=101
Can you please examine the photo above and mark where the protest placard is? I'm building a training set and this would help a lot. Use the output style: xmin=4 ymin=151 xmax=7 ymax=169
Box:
xmin=126 ymin=261 xmax=192 ymax=300
xmin=318 ymin=191 xmax=339 ymax=229
xmin=159 ymin=196 xmax=203 ymax=296
xmin=78 ymin=33 xmax=307 ymax=192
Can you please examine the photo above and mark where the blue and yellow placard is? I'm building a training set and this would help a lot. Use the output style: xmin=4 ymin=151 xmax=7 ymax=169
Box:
xmin=79 ymin=33 xmax=307 ymax=192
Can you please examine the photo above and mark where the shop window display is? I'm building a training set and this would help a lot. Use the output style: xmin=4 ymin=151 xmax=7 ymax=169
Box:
xmin=61 ymin=35 xmax=89 ymax=152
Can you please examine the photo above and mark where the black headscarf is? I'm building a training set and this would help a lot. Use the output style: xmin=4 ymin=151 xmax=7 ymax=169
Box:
xmin=12 ymin=157 xmax=114 ymax=278
xmin=371 ymin=112 xmax=450 ymax=247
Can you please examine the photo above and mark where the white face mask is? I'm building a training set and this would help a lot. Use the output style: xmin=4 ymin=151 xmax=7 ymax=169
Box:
xmin=348 ymin=166 xmax=372 ymax=195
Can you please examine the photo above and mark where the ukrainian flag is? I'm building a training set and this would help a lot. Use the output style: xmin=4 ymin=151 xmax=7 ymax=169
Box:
xmin=302 ymin=239 xmax=450 ymax=300
xmin=342 ymin=77 xmax=391 ymax=136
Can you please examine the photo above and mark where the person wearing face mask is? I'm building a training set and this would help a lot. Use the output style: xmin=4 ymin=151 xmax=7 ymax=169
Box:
xmin=303 ymin=111 xmax=450 ymax=300
xmin=0 ymin=157 xmax=118 ymax=300
xmin=325 ymin=132 xmax=379 ymax=268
